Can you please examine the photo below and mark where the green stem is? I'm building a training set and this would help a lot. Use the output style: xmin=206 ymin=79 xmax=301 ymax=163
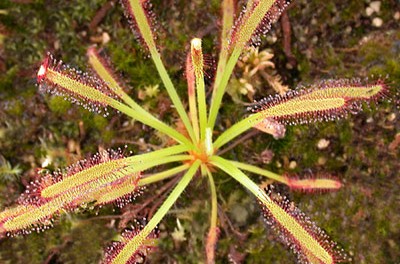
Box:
xmin=209 ymin=156 xmax=270 ymax=204
xmin=125 ymin=0 xmax=196 ymax=143
xmin=208 ymin=48 xmax=242 ymax=131
xmin=87 ymin=47 xmax=140 ymax=111
xmin=228 ymin=160 xmax=288 ymax=184
xmin=119 ymin=92 xmax=141 ymax=110
xmin=213 ymin=112 xmax=262 ymax=150
xmin=150 ymin=51 xmax=197 ymax=143
xmin=126 ymin=144 xmax=190 ymax=164
xmin=87 ymin=41 xmax=191 ymax=147
xmin=118 ymin=91 xmax=172 ymax=135
xmin=139 ymin=164 xmax=190 ymax=186
xmin=212 ymin=0 xmax=234 ymax=98
xmin=109 ymin=98 xmax=193 ymax=147
xmin=129 ymin=155 xmax=191 ymax=173
xmin=112 ymin=160 xmax=201 ymax=264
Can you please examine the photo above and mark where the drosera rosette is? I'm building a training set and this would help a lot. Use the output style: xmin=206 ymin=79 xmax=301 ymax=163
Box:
xmin=0 ymin=0 xmax=395 ymax=262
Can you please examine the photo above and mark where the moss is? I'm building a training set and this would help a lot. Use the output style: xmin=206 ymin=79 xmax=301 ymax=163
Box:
xmin=47 ymin=96 xmax=72 ymax=115
xmin=92 ymin=115 xmax=108 ymax=131
xmin=0 ymin=66 xmax=18 ymax=94
xmin=5 ymin=99 xmax=23 ymax=117
xmin=100 ymin=128 xmax=114 ymax=144
xmin=0 ymin=225 xmax=66 ymax=263
xmin=58 ymin=220 xmax=114 ymax=264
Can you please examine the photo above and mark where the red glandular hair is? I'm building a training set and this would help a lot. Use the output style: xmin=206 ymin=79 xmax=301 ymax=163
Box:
xmin=120 ymin=0 xmax=158 ymax=52
xmin=249 ymin=78 xmax=388 ymax=125
xmin=102 ymin=223 xmax=159 ymax=264
xmin=260 ymin=186 xmax=349 ymax=264
xmin=229 ymin=0 xmax=292 ymax=50
xmin=1 ymin=149 xmax=141 ymax=236
xmin=37 ymin=53 xmax=120 ymax=116
xmin=19 ymin=149 xmax=140 ymax=209
xmin=87 ymin=46 xmax=129 ymax=95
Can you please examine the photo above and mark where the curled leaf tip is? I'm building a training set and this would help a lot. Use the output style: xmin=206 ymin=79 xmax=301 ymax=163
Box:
xmin=254 ymin=117 xmax=286 ymax=139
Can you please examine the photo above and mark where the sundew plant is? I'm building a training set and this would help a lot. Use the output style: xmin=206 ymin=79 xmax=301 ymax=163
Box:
xmin=0 ymin=0 xmax=391 ymax=263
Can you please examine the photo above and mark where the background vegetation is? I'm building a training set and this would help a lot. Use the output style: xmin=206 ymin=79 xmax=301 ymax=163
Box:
xmin=0 ymin=0 xmax=399 ymax=263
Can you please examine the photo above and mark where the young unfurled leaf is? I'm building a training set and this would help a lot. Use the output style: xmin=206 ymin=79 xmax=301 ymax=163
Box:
xmin=186 ymin=52 xmax=200 ymax=141
xmin=190 ymin=38 xmax=208 ymax=140
xmin=259 ymin=186 xmax=349 ymax=263
xmin=285 ymin=175 xmax=342 ymax=193
xmin=250 ymin=79 xmax=387 ymax=125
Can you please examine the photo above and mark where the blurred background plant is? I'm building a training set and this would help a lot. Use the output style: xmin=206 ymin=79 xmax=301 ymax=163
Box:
xmin=227 ymin=47 xmax=288 ymax=103
xmin=0 ymin=155 xmax=21 ymax=183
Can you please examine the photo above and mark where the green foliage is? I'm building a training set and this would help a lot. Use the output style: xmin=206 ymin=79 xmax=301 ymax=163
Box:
xmin=0 ymin=156 xmax=21 ymax=183
xmin=47 ymin=97 xmax=72 ymax=115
